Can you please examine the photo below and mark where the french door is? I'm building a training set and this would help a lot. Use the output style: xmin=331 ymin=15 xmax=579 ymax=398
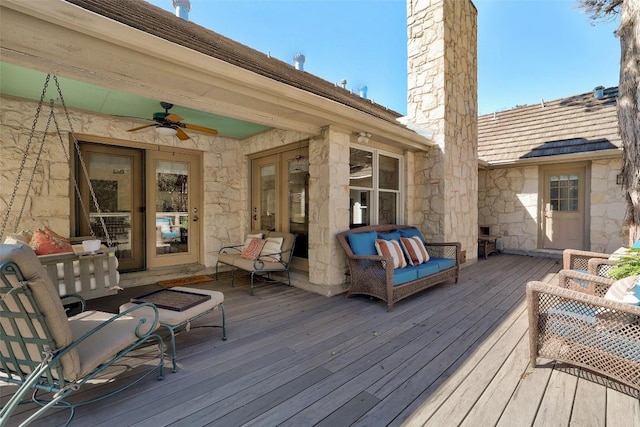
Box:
xmin=78 ymin=144 xmax=144 ymax=271
xmin=78 ymin=143 xmax=202 ymax=270
xmin=251 ymin=146 xmax=309 ymax=269
xmin=146 ymin=150 xmax=201 ymax=268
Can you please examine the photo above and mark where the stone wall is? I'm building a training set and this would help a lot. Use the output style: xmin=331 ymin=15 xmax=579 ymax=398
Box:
xmin=478 ymin=159 xmax=626 ymax=254
xmin=0 ymin=95 xmax=313 ymax=270
xmin=407 ymin=0 xmax=478 ymax=260
xmin=478 ymin=167 xmax=539 ymax=251
xmin=590 ymin=158 xmax=626 ymax=253
xmin=306 ymin=127 xmax=350 ymax=295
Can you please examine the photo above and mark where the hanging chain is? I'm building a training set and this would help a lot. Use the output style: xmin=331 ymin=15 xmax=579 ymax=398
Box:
xmin=1 ymin=74 xmax=50 ymax=237
xmin=49 ymin=102 xmax=95 ymax=239
xmin=13 ymin=104 xmax=56 ymax=234
xmin=53 ymin=75 xmax=112 ymax=246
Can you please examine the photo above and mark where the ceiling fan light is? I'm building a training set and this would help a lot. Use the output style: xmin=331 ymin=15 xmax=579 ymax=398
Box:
xmin=156 ymin=126 xmax=177 ymax=136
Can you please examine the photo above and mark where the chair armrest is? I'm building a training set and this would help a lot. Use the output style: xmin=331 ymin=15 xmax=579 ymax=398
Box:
xmin=587 ymin=258 xmax=617 ymax=277
xmin=60 ymin=293 xmax=87 ymax=314
xmin=557 ymin=269 xmax=614 ymax=297
xmin=424 ymin=242 xmax=461 ymax=264
xmin=562 ymin=248 xmax=610 ymax=271
xmin=219 ymin=244 xmax=243 ymax=255
xmin=528 ymin=280 xmax=640 ymax=316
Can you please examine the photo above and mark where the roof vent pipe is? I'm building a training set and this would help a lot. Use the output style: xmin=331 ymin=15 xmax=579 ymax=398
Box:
xmin=341 ymin=79 xmax=347 ymax=90
xmin=173 ymin=0 xmax=191 ymax=21
xmin=359 ymin=86 xmax=368 ymax=99
xmin=293 ymin=53 xmax=305 ymax=71
xmin=593 ymin=86 xmax=605 ymax=99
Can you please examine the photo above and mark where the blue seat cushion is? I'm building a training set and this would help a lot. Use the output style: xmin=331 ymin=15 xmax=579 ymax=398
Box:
xmin=347 ymin=231 xmax=378 ymax=256
xmin=545 ymin=302 xmax=640 ymax=361
xmin=393 ymin=265 xmax=418 ymax=286
xmin=416 ymin=261 xmax=439 ymax=278
xmin=377 ymin=231 xmax=401 ymax=241
xmin=399 ymin=227 xmax=425 ymax=242
xmin=429 ymin=257 xmax=456 ymax=271
xmin=162 ymin=231 xmax=180 ymax=239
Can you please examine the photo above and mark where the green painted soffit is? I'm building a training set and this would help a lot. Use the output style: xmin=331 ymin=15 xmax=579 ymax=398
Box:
xmin=0 ymin=62 xmax=270 ymax=139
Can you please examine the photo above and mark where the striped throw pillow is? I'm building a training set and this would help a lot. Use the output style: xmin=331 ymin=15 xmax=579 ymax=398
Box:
xmin=400 ymin=236 xmax=429 ymax=266
xmin=374 ymin=239 xmax=407 ymax=269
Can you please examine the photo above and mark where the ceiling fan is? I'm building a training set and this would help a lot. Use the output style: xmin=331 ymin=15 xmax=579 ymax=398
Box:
xmin=126 ymin=102 xmax=218 ymax=140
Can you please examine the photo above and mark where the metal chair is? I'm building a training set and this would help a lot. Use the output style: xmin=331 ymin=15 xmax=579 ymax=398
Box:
xmin=0 ymin=243 xmax=165 ymax=426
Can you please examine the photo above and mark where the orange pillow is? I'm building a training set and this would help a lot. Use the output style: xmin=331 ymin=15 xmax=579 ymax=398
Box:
xmin=29 ymin=227 xmax=73 ymax=255
xmin=240 ymin=237 xmax=265 ymax=261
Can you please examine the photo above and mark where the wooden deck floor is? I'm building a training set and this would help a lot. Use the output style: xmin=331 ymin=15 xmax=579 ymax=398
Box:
xmin=2 ymin=254 xmax=639 ymax=426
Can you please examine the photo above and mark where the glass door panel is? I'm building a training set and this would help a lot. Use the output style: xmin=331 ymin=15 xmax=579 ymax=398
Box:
xmin=78 ymin=144 xmax=143 ymax=271
xmin=287 ymin=154 xmax=309 ymax=259
xmin=252 ymin=156 xmax=277 ymax=231
xmin=147 ymin=151 xmax=201 ymax=267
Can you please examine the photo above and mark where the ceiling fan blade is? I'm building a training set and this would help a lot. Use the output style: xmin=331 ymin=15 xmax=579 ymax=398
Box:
xmin=127 ymin=124 xmax=156 ymax=132
xmin=184 ymin=123 xmax=218 ymax=136
xmin=176 ymin=128 xmax=190 ymax=141
xmin=164 ymin=113 xmax=183 ymax=122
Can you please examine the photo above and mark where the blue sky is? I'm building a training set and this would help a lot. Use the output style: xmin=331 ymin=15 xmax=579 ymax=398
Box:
xmin=146 ymin=0 xmax=620 ymax=116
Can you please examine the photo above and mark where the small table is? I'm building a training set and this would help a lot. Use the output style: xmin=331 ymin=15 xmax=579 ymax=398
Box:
xmin=478 ymin=235 xmax=500 ymax=259
xmin=121 ymin=286 xmax=226 ymax=372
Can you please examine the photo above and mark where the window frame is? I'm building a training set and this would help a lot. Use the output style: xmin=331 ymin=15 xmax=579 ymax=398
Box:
xmin=349 ymin=144 xmax=404 ymax=226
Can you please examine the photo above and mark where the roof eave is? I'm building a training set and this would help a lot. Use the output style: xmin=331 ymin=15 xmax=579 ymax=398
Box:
xmin=481 ymin=148 xmax=623 ymax=169
xmin=2 ymin=0 xmax=432 ymax=149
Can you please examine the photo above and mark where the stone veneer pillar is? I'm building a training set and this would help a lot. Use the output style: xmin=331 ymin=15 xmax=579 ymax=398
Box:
xmin=307 ymin=126 xmax=350 ymax=296
xmin=407 ymin=0 xmax=478 ymax=259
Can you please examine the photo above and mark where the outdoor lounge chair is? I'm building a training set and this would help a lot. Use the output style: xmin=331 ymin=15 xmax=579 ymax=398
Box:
xmin=527 ymin=269 xmax=640 ymax=390
xmin=0 ymin=243 xmax=165 ymax=426
xmin=216 ymin=231 xmax=296 ymax=295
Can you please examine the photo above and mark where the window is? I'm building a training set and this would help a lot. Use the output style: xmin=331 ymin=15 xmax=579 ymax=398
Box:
xmin=549 ymin=174 xmax=579 ymax=211
xmin=349 ymin=147 xmax=402 ymax=227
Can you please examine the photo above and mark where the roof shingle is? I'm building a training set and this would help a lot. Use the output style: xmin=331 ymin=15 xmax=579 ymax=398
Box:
xmin=478 ymin=87 xmax=620 ymax=163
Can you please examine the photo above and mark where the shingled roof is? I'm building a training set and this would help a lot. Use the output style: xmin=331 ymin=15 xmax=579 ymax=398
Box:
xmin=65 ymin=0 xmax=404 ymax=126
xmin=478 ymin=86 xmax=621 ymax=164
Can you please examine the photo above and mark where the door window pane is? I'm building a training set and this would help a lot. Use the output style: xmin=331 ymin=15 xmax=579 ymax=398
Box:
xmin=155 ymin=160 xmax=189 ymax=254
xmin=289 ymin=157 xmax=308 ymax=258
xmin=260 ymin=164 xmax=276 ymax=231
xmin=87 ymin=153 xmax=132 ymax=259
xmin=549 ymin=174 xmax=579 ymax=212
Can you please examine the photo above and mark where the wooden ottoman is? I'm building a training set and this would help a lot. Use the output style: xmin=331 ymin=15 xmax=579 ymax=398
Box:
xmin=121 ymin=286 xmax=226 ymax=372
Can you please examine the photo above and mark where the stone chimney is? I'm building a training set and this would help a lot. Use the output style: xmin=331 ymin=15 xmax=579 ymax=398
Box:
xmin=172 ymin=0 xmax=190 ymax=21
xmin=407 ymin=0 xmax=478 ymax=258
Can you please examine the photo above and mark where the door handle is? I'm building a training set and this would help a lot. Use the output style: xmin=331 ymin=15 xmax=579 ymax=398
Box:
xmin=192 ymin=215 xmax=199 ymax=222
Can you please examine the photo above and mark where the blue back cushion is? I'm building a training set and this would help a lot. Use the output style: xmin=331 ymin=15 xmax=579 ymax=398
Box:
xmin=347 ymin=231 xmax=378 ymax=256
xmin=399 ymin=227 xmax=425 ymax=242
xmin=377 ymin=231 xmax=401 ymax=241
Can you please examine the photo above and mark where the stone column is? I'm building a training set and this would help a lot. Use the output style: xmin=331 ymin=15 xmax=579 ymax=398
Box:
xmin=407 ymin=0 xmax=478 ymax=260
xmin=307 ymin=126 xmax=350 ymax=296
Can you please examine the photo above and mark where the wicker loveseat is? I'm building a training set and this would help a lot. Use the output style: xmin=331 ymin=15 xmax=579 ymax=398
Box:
xmin=527 ymin=270 xmax=640 ymax=390
xmin=336 ymin=225 xmax=460 ymax=311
